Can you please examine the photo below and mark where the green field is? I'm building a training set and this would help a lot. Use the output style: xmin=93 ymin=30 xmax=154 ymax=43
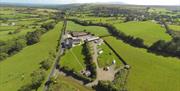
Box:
xmin=103 ymin=36 xmax=180 ymax=91
xmin=114 ymin=21 xmax=172 ymax=46
xmin=169 ymin=25 xmax=180 ymax=31
xmin=70 ymin=16 xmax=124 ymax=24
xmin=148 ymin=7 xmax=180 ymax=16
xmin=0 ymin=7 xmax=53 ymax=41
xmin=97 ymin=43 xmax=122 ymax=68
xmin=60 ymin=45 xmax=86 ymax=72
xmin=0 ymin=22 xmax=63 ymax=91
xmin=67 ymin=21 xmax=110 ymax=36
xmin=49 ymin=75 xmax=93 ymax=91
xmin=0 ymin=19 xmax=49 ymax=41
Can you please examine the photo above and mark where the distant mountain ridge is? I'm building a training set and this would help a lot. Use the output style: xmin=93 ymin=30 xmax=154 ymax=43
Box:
xmin=0 ymin=2 xmax=179 ymax=10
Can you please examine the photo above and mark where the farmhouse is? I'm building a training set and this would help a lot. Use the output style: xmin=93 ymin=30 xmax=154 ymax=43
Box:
xmin=63 ymin=31 xmax=101 ymax=49
xmin=72 ymin=38 xmax=81 ymax=45
xmin=62 ymin=38 xmax=73 ymax=49
xmin=85 ymin=36 xmax=100 ymax=42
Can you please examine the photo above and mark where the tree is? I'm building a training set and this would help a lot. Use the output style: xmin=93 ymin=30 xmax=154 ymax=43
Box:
xmin=18 ymin=84 xmax=32 ymax=91
xmin=149 ymin=40 xmax=166 ymax=51
xmin=133 ymin=38 xmax=144 ymax=47
xmin=40 ymin=59 xmax=53 ymax=70
xmin=7 ymin=39 xmax=27 ymax=55
xmin=0 ymin=53 xmax=8 ymax=61
xmin=95 ymin=81 xmax=117 ymax=91
xmin=31 ymin=69 xmax=46 ymax=90
xmin=26 ymin=31 xmax=42 ymax=45
xmin=41 ymin=21 xmax=55 ymax=31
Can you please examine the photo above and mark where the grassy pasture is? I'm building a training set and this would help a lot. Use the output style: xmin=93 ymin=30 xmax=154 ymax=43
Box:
xmin=103 ymin=36 xmax=180 ymax=91
xmin=148 ymin=8 xmax=168 ymax=13
xmin=97 ymin=43 xmax=122 ymax=68
xmin=114 ymin=21 xmax=172 ymax=46
xmin=0 ymin=28 xmax=34 ymax=41
xmin=0 ymin=22 xmax=63 ymax=91
xmin=49 ymin=75 xmax=93 ymax=91
xmin=0 ymin=18 xmax=49 ymax=41
xmin=70 ymin=16 xmax=124 ymax=24
xmin=0 ymin=13 xmax=33 ymax=19
xmin=67 ymin=21 xmax=110 ymax=36
xmin=169 ymin=25 xmax=180 ymax=31
xmin=0 ymin=26 xmax=19 ymax=31
xmin=60 ymin=45 xmax=86 ymax=72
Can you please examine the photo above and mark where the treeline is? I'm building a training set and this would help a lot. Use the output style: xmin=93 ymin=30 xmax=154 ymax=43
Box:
xmin=154 ymin=14 xmax=180 ymax=25
xmin=0 ymin=20 xmax=56 ymax=61
xmin=149 ymin=37 xmax=180 ymax=57
xmin=18 ymin=52 xmax=55 ymax=91
xmin=68 ymin=19 xmax=147 ymax=49
xmin=83 ymin=42 xmax=97 ymax=79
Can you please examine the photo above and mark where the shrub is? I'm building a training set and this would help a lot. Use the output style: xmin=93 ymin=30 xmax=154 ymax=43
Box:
xmin=94 ymin=81 xmax=118 ymax=91
xmin=30 ymin=69 xmax=46 ymax=90
xmin=18 ymin=83 xmax=32 ymax=91
xmin=0 ymin=53 xmax=8 ymax=61
xmin=40 ymin=59 xmax=53 ymax=70
xmin=7 ymin=38 xmax=27 ymax=55
xmin=41 ymin=21 xmax=56 ymax=31
xmin=26 ymin=30 xmax=42 ymax=45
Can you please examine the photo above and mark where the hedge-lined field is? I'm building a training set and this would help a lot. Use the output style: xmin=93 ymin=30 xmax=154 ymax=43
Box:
xmin=0 ymin=22 xmax=63 ymax=91
xmin=169 ymin=25 xmax=180 ymax=31
xmin=67 ymin=21 xmax=110 ymax=36
xmin=103 ymin=36 xmax=180 ymax=91
xmin=0 ymin=7 xmax=54 ymax=41
xmin=0 ymin=19 xmax=49 ymax=41
xmin=114 ymin=21 xmax=172 ymax=46
xmin=70 ymin=16 xmax=123 ymax=24
xmin=60 ymin=45 xmax=86 ymax=72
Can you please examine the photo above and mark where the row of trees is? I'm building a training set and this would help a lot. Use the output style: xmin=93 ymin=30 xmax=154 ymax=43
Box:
xmin=0 ymin=20 xmax=56 ymax=61
xmin=83 ymin=42 xmax=97 ymax=79
xmin=149 ymin=37 xmax=180 ymax=57
xmin=0 ymin=38 xmax=27 ymax=60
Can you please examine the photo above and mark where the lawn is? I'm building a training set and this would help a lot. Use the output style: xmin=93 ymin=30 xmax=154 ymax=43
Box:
xmin=103 ymin=36 xmax=180 ymax=91
xmin=97 ymin=43 xmax=122 ymax=68
xmin=49 ymin=75 xmax=93 ymax=91
xmin=67 ymin=21 xmax=110 ymax=36
xmin=113 ymin=21 xmax=172 ymax=46
xmin=0 ymin=22 xmax=63 ymax=91
xmin=169 ymin=25 xmax=180 ymax=31
xmin=60 ymin=45 xmax=86 ymax=72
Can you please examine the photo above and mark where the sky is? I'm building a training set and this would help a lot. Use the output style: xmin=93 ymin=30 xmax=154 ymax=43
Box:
xmin=0 ymin=0 xmax=180 ymax=5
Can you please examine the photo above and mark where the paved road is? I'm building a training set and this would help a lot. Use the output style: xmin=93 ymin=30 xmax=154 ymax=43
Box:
xmin=43 ymin=20 xmax=67 ymax=91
